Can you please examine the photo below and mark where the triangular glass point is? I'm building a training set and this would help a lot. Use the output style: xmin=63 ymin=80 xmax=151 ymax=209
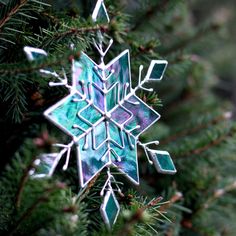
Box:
xmin=146 ymin=60 xmax=168 ymax=81
xmin=149 ymin=150 xmax=176 ymax=174
xmin=92 ymin=0 xmax=110 ymax=23
xmin=24 ymin=46 xmax=47 ymax=61
xmin=100 ymin=190 xmax=120 ymax=229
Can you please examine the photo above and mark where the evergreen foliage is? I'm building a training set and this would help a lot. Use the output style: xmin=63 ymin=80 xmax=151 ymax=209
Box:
xmin=0 ymin=0 xmax=236 ymax=235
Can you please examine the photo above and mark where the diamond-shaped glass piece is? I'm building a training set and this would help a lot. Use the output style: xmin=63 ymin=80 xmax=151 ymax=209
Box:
xmin=149 ymin=150 xmax=176 ymax=174
xmin=146 ymin=60 xmax=168 ymax=81
xmin=29 ymin=153 xmax=60 ymax=178
xmin=92 ymin=0 xmax=110 ymax=23
xmin=44 ymin=93 xmax=103 ymax=141
xmin=24 ymin=46 xmax=53 ymax=73
xmin=111 ymin=95 xmax=160 ymax=137
xmin=24 ymin=46 xmax=47 ymax=61
xmin=100 ymin=190 xmax=120 ymax=229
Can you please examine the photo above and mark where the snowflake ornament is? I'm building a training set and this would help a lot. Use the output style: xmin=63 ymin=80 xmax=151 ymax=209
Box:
xmin=25 ymin=0 xmax=176 ymax=229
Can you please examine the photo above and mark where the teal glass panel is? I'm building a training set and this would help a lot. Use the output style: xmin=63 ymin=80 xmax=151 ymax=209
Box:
xmin=94 ymin=121 xmax=107 ymax=148
xmin=45 ymin=94 xmax=91 ymax=138
xmin=151 ymin=151 xmax=176 ymax=174
xmin=80 ymin=104 xmax=103 ymax=125
xmin=32 ymin=51 xmax=46 ymax=60
xmin=105 ymin=50 xmax=131 ymax=111
xmin=105 ymin=83 xmax=118 ymax=112
xmin=96 ymin=2 xmax=109 ymax=23
xmin=149 ymin=63 xmax=167 ymax=80
xmin=73 ymin=54 xmax=105 ymax=111
xmin=109 ymin=121 xmax=123 ymax=147
xmin=105 ymin=192 xmax=119 ymax=227
xmin=32 ymin=153 xmax=58 ymax=177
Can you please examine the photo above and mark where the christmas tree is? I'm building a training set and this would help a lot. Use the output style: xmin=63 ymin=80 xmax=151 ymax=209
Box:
xmin=0 ymin=0 xmax=236 ymax=235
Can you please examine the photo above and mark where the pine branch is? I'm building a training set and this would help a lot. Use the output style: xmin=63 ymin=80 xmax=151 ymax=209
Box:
xmin=48 ymin=24 xmax=109 ymax=46
xmin=131 ymin=0 xmax=171 ymax=31
xmin=162 ymin=112 xmax=232 ymax=145
xmin=0 ymin=0 xmax=28 ymax=30
xmin=8 ymin=182 xmax=66 ymax=236
xmin=161 ymin=22 xmax=221 ymax=56
xmin=203 ymin=181 xmax=236 ymax=210
xmin=0 ymin=0 xmax=49 ymax=52
xmin=178 ymin=125 xmax=236 ymax=158
xmin=0 ymin=52 xmax=73 ymax=75
xmin=15 ymin=157 xmax=36 ymax=208
xmin=115 ymin=196 xmax=164 ymax=236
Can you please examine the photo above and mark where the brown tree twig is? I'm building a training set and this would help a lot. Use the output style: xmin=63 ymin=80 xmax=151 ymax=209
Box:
xmin=15 ymin=157 xmax=37 ymax=208
xmin=204 ymin=181 xmax=236 ymax=211
xmin=9 ymin=182 xmax=66 ymax=236
xmin=0 ymin=0 xmax=28 ymax=30
xmin=178 ymin=127 xmax=235 ymax=158
xmin=78 ymin=173 xmax=101 ymax=202
xmin=51 ymin=24 xmax=109 ymax=42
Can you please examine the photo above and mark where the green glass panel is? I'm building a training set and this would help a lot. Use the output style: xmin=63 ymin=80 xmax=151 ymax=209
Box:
xmin=96 ymin=3 xmax=109 ymax=23
xmin=152 ymin=151 xmax=176 ymax=174
xmin=156 ymin=153 xmax=175 ymax=171
xmin=150 ymin=63 xmax=167 ymax=80
xmin=32 ymin=51 xmax=46 ymax=60
xmin=105 ymin=193 xmax=119 ymax=227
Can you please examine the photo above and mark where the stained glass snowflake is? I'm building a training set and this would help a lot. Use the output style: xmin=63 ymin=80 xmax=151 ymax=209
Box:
xmin=25 ymin=0 xmax=176 ymax=229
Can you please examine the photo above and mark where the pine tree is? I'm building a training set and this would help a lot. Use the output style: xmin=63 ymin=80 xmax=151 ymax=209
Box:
xmin=0 ymin=0 xmax=236 ymax=235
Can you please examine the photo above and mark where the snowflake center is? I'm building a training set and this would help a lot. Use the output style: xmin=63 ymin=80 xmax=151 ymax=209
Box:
xmin=104 ymin=111 xmax=112 ymax=121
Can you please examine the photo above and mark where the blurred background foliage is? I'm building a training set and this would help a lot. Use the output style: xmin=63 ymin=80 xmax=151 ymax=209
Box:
xmin=0 ymin=0 xmax=236 ymax=235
